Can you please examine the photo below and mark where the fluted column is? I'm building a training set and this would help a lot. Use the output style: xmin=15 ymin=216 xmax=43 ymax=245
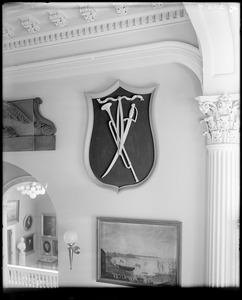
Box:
xmin=195 ymin=92 xmax=240 ymax=287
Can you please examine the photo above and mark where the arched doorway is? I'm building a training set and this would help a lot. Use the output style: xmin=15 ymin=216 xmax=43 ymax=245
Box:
xmin=2 ymin=163 xmax=58 ymax=288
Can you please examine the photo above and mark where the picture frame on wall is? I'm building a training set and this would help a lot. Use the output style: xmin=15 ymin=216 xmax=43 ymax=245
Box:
xmin=42 ymin=238 xmax=53 ymax=256
xmin=41 ymin=214 xmax=57 ymax=238
xmin=23 ymin=214 xmax=33 ymax=231
xmin=24 ymin=234 xmax=34 ymax=253
xmin=97 ymin=217 xmax=182 ymax=287
xmin=7 ymin=200 xmax=19 ymax=225
xmin=52 ymin=240 xmax=58 ymax=257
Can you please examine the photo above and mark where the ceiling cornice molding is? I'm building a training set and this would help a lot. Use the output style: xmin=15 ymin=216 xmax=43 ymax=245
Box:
xmin=3 ymin=41 xmax=202 ymax=85
xmin=3 ymin=5 xmax=189 ymax=53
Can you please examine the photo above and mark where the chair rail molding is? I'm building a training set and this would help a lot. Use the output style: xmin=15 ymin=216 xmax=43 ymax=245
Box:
xmin=2 ymin=41 xmax=202 ymax=84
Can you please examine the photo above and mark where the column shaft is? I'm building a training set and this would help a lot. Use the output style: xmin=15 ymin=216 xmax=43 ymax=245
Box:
xmin=207 ymin=144 xmax=239 ymax=286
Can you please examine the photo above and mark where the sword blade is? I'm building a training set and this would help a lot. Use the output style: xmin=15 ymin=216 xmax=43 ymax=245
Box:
xmin=102 ymin=117 xmax=133 ymax=178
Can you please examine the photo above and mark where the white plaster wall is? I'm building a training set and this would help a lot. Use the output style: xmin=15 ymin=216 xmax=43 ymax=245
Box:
xmin=3 ymin=62 xmax=206 ymax=287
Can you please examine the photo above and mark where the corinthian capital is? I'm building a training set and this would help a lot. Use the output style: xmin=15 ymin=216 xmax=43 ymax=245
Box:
xmin=195 ymin=92 xmax=240 ymax=144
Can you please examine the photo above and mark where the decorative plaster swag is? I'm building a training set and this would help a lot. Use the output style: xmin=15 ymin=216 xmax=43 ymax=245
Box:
xmin=195 ymin=92 xmax=240 ymax=144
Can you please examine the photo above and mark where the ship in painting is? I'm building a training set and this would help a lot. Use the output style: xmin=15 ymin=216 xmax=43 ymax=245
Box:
xmin=112 ymin=258 xmax=135 ymax=271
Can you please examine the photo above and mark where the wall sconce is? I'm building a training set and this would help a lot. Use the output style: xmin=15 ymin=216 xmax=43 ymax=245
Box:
xmin=63 ymin=230 xmax=80 ymax=270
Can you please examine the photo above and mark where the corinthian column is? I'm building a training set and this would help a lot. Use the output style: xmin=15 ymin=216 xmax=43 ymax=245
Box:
xmin=195 ymin=92 xmax=240 ymax=287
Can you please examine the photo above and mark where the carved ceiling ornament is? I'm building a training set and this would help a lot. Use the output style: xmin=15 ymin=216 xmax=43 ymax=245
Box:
xmin=2 ymin=23 xmax=14 ymax=39
xmin=80 ymin=6 xmax=97 ymax=22
xmin=197 ymin=92 xmax=240 ymax=144
xmin=152 ymin=3 xmax=164 ymax=9
xmin=48 ymin=10 xmax=68 ymax=28
xmin=113 ymin=3 xmax=130 ymax=15
xmin=19 ymin=15 xmax=40 ymax=33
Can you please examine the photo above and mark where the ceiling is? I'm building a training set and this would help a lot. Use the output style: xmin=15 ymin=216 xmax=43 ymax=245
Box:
xmin=3 ymin=2 xmax=194 ymax=72
xmin=2 ymin=2 xmax=183 ymax=39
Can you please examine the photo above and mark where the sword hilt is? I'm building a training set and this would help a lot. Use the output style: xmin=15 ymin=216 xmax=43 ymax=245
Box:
xmin=101 ymin=102 xmax=112 ymax=113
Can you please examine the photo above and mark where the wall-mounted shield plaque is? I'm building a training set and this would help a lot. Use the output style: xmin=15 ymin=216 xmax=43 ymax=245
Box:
xmin=85 ymin=80 xmax=157 ymax=192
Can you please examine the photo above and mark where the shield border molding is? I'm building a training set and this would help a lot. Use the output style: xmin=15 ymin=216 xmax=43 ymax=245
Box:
xmin=84 ymin=80 xmax=158 ymax=193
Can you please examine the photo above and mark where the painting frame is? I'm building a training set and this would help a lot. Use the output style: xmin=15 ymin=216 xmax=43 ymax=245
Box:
xmin=23 ymin=214 xmax=33 ymax=231
xmin=41 ymin=214 xmax=57 ymax=238
xmin=41 ymin=237 xmax=53 ymax=256
xmin=7 ymin=200 xmax=19 ymax=225
xmin=97 ymin=217 xmax=182 ymax=287
xmin=24 ymin=233 xmax=34 ymax=253
xmin=52 ymin=240 xmax=58 ymax=257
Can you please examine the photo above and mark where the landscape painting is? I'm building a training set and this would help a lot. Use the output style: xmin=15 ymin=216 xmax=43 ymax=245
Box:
xmin=97 ymin=217 xmax=182 ymax=287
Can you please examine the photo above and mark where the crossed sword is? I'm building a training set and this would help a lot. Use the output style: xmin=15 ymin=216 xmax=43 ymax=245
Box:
xmin=97 ymin=95 xmax=144 ymax=182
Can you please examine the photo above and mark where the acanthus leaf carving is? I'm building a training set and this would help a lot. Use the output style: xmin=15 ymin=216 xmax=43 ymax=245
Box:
xmin=33 ymin=97 xmax=57 ymax=136
xmin=80 ymin=6 xmax=97 ymax=22
xmin=113 ymin=3 xmax=130 ymax=15
xmin=19 ymin=15 xmax=40 ymax=34
xmin=2 ymin=23 xmax=14 ymax=39
xmin=3 ymin=101 xmax=32 ymax=124
xmin=197 ymin=92 xmax=240 ymax=144
xmin=48 ymin=10 xmax=68 ymax=28
xmin=2 ymin=126 xmax=18 ymax=138
xmin=152 ymin=3 xmax=164 ymax=9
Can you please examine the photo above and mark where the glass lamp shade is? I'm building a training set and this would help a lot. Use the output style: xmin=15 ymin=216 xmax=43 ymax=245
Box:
xmin=63 ymin=230 xmax=78 ymax=245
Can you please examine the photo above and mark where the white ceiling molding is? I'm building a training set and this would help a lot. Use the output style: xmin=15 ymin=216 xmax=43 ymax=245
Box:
xmin=3 ymin=5 xmax=189 ymax=53
xmin=79 ymin=5 xmax=97 ymax=22
xmin=19 ymin=15 xmax=41 ymax=34
xmin=48 ymin=10 xmax=68 ymax=28
xmin=184 ymin=2 xmax=239 ymax=95
xmin=3 ymin=2 xmax=45 ymax=15
xmin=197 ymin=2 xmax=238 ymax=13
xmin=2 ymin=41 xmax=202 ymax=85
xmin=113 ymin=3 xmax=130 ymax=15
xmin=2 ymin=23 xmax=14 ymax=39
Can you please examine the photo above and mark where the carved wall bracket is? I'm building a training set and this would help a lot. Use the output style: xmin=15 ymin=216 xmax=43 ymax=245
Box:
xmin=3 ymin=97 xmax=56 ymax=151
xmin=195 ymin=92 xmax=240 ymax=144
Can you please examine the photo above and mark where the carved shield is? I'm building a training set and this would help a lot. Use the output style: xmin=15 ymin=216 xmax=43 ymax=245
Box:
xmin=85 ymin=80 xmax=157 ymax=192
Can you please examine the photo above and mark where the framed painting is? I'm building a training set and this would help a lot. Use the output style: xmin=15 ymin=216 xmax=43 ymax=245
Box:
xmin=41 ymin=214 xmax=57 ymax=238
xmin=24 ymin=234 xmax=34 ymax=253
xmin=23 ymin=214 xmax=33 ymax=231
xmin=52 ymin=240 xmax=58 ymax=257
xmin=42 ymin=238 xmax=53 ymax=255
xmin=7 ymin=200 xmax=19 ymax=225
xmin=97 ymin=217 xmax=182 ymax=287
